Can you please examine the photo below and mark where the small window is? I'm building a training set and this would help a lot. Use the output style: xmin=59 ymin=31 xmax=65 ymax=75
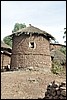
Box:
xmin=30 ymin=42 xmax=34 ymax=48
xmin=29 ymin=42 xmax=36 ymax=49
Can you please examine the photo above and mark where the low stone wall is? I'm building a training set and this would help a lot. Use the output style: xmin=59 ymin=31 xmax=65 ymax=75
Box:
xmin=43 ymin=81 xmax=66 ymax=99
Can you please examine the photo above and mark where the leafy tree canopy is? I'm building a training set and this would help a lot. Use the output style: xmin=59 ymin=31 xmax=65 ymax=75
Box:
xmin=3 ymin=23 xmax=26 ymax=47
xmin=3 ymin=36 xmax=12 ymax=47
xmin=63 ymin=28 xmax=66 ymax=43
xmin=12 ymin=23 xmax=26 ymax=32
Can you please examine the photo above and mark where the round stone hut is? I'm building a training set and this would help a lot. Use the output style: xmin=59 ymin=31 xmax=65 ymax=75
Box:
xmin=10 ymin=24 xmax=55 ymax=71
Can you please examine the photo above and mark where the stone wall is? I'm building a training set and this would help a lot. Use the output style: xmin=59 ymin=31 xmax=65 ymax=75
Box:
xmin=43 ymin=81 xmax=66 ymax=99
xmin=11 ymin=54 xmax=51 ymax=71
xmin=11 ymin=35 xmax=51 ymax=70
xmin=1 ymin=54 xmax=11 ymax=69
xmin=12 ymin=35 xmax=50 ymax=55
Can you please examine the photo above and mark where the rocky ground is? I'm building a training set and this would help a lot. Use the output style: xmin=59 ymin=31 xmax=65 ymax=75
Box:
xmin=1 ymin=70 xmax=66 ymax=99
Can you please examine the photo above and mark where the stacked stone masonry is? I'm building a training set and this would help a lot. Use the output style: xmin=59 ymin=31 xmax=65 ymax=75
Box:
xmin=11 ymin=35 xmax=51 ymax=70
xmin=1 ymin=54 xmax=11 ymax=69
xmin=43 ymin=81 xmax=66 ymax=99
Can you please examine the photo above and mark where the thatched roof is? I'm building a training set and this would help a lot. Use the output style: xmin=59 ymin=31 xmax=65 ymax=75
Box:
xmin=1 ymin=50 xmax=11 ymax=55
xmin=50 ymin=49 xmax=66 ymax=64
xmin=10 ymin=24 xmax=55 ymax=40
xmin=1 ymin=41 xmax=12 ymax=49
xmin=50 ymin=43 xmax=66 ymax=47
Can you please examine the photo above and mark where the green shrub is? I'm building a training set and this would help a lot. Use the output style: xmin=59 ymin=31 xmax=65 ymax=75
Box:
xmin=51 ymin=62 xmax=64 ymax=74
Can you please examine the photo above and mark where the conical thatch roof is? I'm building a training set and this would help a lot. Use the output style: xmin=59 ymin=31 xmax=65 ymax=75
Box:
xmin=1 ymin=41 xmax=12 ymax=49
xmin=50 ymin=49 xmax=66 ymax=64
xmin=10 ymin=24 xmax=55 ymax=40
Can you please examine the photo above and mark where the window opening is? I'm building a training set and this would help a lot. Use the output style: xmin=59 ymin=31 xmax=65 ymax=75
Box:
xmin=30 ymin=42 xmax=34 ymax=48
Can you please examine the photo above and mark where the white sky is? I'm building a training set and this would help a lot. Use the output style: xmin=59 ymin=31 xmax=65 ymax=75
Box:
xmin=1 ymin=1 xmax=66 ymax=45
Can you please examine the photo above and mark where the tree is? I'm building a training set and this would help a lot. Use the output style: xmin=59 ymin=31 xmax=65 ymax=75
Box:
xmin=63 ymin=28 xmax=66 ymax=43
xmin=12 ymin=23 xmax=26 ymax=32
xmin=3 ymin=23 xmax=26 ymax=47
xmin=3 ymin=36 xmax=12 ymax=47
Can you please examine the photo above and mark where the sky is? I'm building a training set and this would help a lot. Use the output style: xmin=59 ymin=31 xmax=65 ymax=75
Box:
xmin=1 ymin=1 xmax=66 ymax=45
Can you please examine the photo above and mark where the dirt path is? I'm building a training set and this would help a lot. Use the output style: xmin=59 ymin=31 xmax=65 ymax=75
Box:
xmin=1 ymin=70 xmax=66 ymax=99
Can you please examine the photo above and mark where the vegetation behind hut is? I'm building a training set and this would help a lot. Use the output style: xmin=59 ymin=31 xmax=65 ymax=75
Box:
xmin=51 ymin=48 xmax=66 ymax=75
xmin=3 ymin=23 xmax=26 ymax=47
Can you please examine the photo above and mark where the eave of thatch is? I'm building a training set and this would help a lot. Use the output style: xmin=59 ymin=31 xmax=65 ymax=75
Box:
xmin=50 ymin=43 xmax=66 ymax=47
xmin=9 ymin=24 xmax=55 ymax=40
xmin=1 ymin=50 xmax=11 ymax=56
